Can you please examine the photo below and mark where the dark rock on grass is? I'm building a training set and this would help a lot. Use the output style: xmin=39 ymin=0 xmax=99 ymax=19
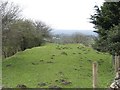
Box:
xmin=46 ymin=61 xmax=54 ymax=63
xmin=73 ymin=52 xmax=76 ymax=54
xmin=6 ymin=64 xmax=12 ymax=67
xmin=61 ymin=52 xmax=67 ymax=55
xmin=87 ymin=49 xmax=90 ymax=51
xmin=62 ymin=81 xmax=72 ymax=85
xmin=32 ymin=62 xmax=39 ymax=65
xmin=79 ymin=65 xmax=82 ymax=67
xmin=51 ymin=55 xmax=55 ymax=59
xmin=87 ymin=59 xmax=92 ymax=62
xmin=74 ymin=68 xmax=78 ymax=70
xmin=38 ymin=82 xmax=47 ymax=87
xmin=59 ymin=79 xmax=72 ymax=85
xmin=16 ymin=84 xmax=27 ymax=88
xmin=61 ymin=80 xmax=72 ymax=85
xmin=80 ymin=57 xmax=83 ymax=58
xmin=56 ymin=47 xmax=61 ymax=50
xmin=62 ymin=47 xmax=69 ymax=49
xmin=77 ymin=46 xmax=83 ymax=49
xmin=40 ymin=60 xmax=44 ymax=62
xmin=55 ymin=79 xmax=59 ymax=82
xmin=60 ymin=79 xmax=65 ymax=82
xmin=58 ymin=71 xmax=63 ymax=75
xmin=52 ymin=54 xmax=55 ymax=56
xmin=74 ymin=68 xmax=80 ymax=71
xmin=51 ymin=57 xmax=54 ymax=59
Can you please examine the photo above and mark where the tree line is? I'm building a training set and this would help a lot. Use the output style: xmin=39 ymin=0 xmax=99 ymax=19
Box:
xmin=52 ymin=33 xmax=95 ymax=46
xmin=90 ymin=2 xmax=120 ymax=56
xmin=1 ymin=1 xmax=52 ymax=58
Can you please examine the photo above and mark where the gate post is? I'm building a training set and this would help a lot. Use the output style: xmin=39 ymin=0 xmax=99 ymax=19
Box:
xmin=92 ymin=62 xmax=98 ymax=89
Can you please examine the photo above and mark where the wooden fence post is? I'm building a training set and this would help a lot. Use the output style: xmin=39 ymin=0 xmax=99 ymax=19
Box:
xmin=117 ymin=55 xmax=120 ymax=70
xmin=115 ymin=54 xmax=117 ymax=72
xmin=115 ymin=54 xmax=120 ymax=72
xmin=92 ymin=62 xmax=98 ymax=89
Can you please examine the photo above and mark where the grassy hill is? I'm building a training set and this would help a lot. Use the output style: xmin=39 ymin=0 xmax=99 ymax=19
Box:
xmin=2 ymin=43 xmax=114 ymax=88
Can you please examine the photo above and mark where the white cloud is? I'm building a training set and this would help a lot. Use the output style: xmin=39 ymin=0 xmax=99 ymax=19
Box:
xmin=8 ymin=0 xmax=104 ymax=30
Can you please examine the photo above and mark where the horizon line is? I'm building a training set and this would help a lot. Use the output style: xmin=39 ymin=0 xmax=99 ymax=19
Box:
xmin=52 ymin=29 xmax=95 ymax=31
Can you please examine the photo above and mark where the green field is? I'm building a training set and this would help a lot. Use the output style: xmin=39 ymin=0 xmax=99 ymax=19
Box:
xmin=2 ymin=43 xmax=115 ymax=88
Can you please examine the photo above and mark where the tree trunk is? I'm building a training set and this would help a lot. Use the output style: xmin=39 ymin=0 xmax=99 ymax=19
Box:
xmin=92 ymin=62 xmax=98 ymax=88
xmin=115 ymin=54 xmax=120 ymax=72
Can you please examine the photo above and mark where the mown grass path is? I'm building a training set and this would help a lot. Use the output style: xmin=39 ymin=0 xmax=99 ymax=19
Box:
xmin=2 ymin=44 xmax=114 ymax=88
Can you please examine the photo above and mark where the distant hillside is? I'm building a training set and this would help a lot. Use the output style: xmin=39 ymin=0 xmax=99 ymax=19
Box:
xmin=51 ymin=30 xmax=98 ymax=36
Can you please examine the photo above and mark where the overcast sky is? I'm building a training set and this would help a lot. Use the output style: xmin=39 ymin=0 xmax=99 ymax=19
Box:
xmin=8 ymin=0 xmax=105 ymax=30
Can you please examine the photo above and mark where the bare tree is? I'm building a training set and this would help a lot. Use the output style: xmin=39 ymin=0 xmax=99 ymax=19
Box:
xmin=1 ymin=1 xmax=22 ymax=58
xmin=34 ymin=21 xmax=52 ymax=38
xmin=0 ymin=1 xmax=22 ymax=31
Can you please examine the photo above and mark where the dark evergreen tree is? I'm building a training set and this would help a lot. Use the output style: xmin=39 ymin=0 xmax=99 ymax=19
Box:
xmin=90 ymin=2 xmax=120 ymax=55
